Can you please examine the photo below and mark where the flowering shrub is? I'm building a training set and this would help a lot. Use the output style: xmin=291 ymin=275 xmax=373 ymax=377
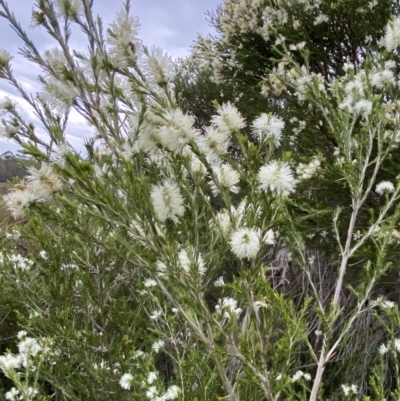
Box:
xmin=1 ymin=0 xmax=400 ymax=400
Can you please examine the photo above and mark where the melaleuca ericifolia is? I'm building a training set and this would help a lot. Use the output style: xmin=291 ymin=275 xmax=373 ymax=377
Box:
xmin=1 ymin=0 xmax=400 ymax=400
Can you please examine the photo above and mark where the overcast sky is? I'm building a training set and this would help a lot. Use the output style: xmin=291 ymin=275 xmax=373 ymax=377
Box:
xmin=0 ymin=0 xmax=220 ymax=155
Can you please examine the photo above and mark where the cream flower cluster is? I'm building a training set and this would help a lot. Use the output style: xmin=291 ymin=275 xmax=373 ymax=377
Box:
xmin=3 ymin=163 xmax=63 ymax=218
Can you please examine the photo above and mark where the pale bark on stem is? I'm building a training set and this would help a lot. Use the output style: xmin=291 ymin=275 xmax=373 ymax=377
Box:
xmin=309 ymin=204 xmax=359 ymax=401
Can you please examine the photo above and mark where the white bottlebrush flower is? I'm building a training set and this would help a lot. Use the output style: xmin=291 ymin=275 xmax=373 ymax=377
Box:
xmin=342 ymin=383 xmax=358 ymax=395
xmin=178 ymin=248 xmax=206 ymax=276
xmin=107 ymin=10 xmax=141 ymax=67
xmin=146 ymin=386 xmax=159 ymax=399
xmin=39 ymin=250 xmax=48 ymax=260
xmin=164 ymin=385 xmax=181 ymax=400
xmin=313 ymin=14 xmax=329 ymax=25
xmin=140 ymin=46 xmax=175 ymax=86
xmin=296 ymin=157 xmax=321 ymax=180
xmin=376 ymin=181 xmax=395 ymax=195
xmin=157 ymin=109 xmax=199 ymax=152
xmin=353 ymin=99 xmax=372 ymax=117
xmin=0 ymin=354 xmax=22 ymax=373
xmin=289 ymin=41 xmax=306 ymax=51
xmin=197 ymin=125 xmax=231 ymax=162
xmin=119 ymin=373 xmax=134 ymax=390
xmin=341 ymin=384 xmax=351 ymax=396
xmin=215 ymin=297 xmax=242 ymax=319
xmin=258 ymin=161 xmax=296 ymax=194
xmin=379 ymin=343 xmax=388 ymax=355
xmin=5 ymin=387 xmax=20 ymax=401
xmin=144 ymin=278 xmax=157 ymax=288
xmin=3 ymin=188 xmax=40 ymax=219
xmin=9 ymin=254 xmax=34 ymax=271
xmin=251 ymin=113 xmax=284 ymax=146
xmin=17 ymin=330 xmax=27 ymax=339
xmin=147 ymin=371 xmax=158 ymax=384
xmin=0 ymin=122 xmax=19 ymax=139
xmin=263 ymin=229 xmax=275 ymax=245
xmin=210 ymin=164 xmax=240 ymax=196
xmin=381 ymin=300 xmax=395 ymax=309
xmin=149 ymin=310 xmax=162 ymax=320
xmin=43 ymin=47 xmax=68 ymax=74
xmin=150 ymin=180 xmax=185 ymax=222
xmin=26 ymin=163 xmax=63 ymax=199
xmin=394 ymin=338 xmax=400 ymax=352
xmin=214 ymin=276 xmax=225 ymax=287
xmin=383 ymin=16 xmax=400 ymax=51
xmin=18 ymin=337 xmax=42 ymax=357
xmin=152 ymin=340 xmax=165 ymax=353
xmin=371 ymin=70 xmax=395 ymax=88
xmin=0 ymin=49 xmax=12 ymax=66
xmin=291 ymin=370 xmax=305 ymax=382
xmin=41 ymin=78 xmax=78 ymax=114
xmin=253 ymin=300 xmax=269 ymax=312
xmin=230 ymin=227 xmax=261 ymax=259
xmin=54 ymin=0 xmax=83 ymax=17
xmin=211 ymin=102 xmax=245 ymax=136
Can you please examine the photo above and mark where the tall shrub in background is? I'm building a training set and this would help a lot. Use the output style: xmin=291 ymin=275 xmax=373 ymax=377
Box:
xmin=1 ymin=0 xmax=400 ymax=400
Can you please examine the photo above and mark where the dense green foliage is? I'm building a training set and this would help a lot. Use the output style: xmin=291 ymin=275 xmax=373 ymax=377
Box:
xmin=2 ymin=0 xmax=400 ymax=400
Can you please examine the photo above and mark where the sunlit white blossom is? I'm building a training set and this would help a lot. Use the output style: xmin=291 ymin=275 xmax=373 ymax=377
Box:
xmin=296 ymin=157 xmax=321 ymax=180
xmin=263 ymin=229 xmax=275 ymax=245
xmin=141 ymin=46 xmax=175 ymax=86
xmin=54 ymin=0 xmax=83 ymax=17
xmin=0 ymin=49 xmax=12 ymax=66
xmin=291 ymin=370 xmax=308 ymax=382
xmin=5 ymin=387 xmax=19 ymax=401
xmin=152 ymin=340 xmax=165 ymax=353
xmin=3 ymin=188 xmax=39 ymax=218
xmin=146 ymin=386 xmax=158 ymax=399
xmin=210 ymin=164 xmax=240 ymax=196
xmin=9 ymin=254 xmax=34 ymax=271
xmin=0 ymin=122 xmax=19 ymax=138
xmin=211 ymin=102 xmax=245 ymax=136
xmin=18 ymin=337 xmax=42 ymax=357
xmin=164 ymin=385 xmax=181 ymax=400
xmin=157 ymin=109 xmax=199 ymax=152
xmin=39 ymin=250 xmax=47 ymax=260
xmin=144 ymin=278 xmax=157 ymax=288
xmin=383 ymin=16 xmax=400 ymax=51
xmin=251 ymin=113 xmax=284 ymax=146
xmin=43 ymin=47 xmax=68 ymax=74
xmin=379 ymin=343 xmax=388 ymax=355
xmin=230 ymin=227 xmax=261 ymax=259
xmin=26 ymin=163 xmax=63 ymax=199
xmin=197 ymin=125 xmax=230 ymax=163
xmin=147 ymin=371 xmax=158 ymax=384
xmin=314 ymin=14 xmax=329 ymax=25
xmin=41 ymin=78 xmax=78 ymax=114
xmin=342 ymin=384 xmax=358 ymax=396
xmin=376 ymin=180 xmax=395 ymax=195
xmin=119 ymin=373 xmax=134 ymax=389
xmin=149 ymin=310 xmax=162 ymax=320
xmin=214 ymin=276 xmax=225 ymax=287
xmin=150 ymin=180 xmax=185 ymax=222
xmin=0 ymin=354 xmax=23 ymax=373
xmin=353 ymin=99 xmax=372 ymax=117
xmin=215 ymin=297 xmax=242 ymax=319
xmin=107 ymin=10 xmax=141 ymax=67
xmin=258 ymin=161 xmax=296 ymax=194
